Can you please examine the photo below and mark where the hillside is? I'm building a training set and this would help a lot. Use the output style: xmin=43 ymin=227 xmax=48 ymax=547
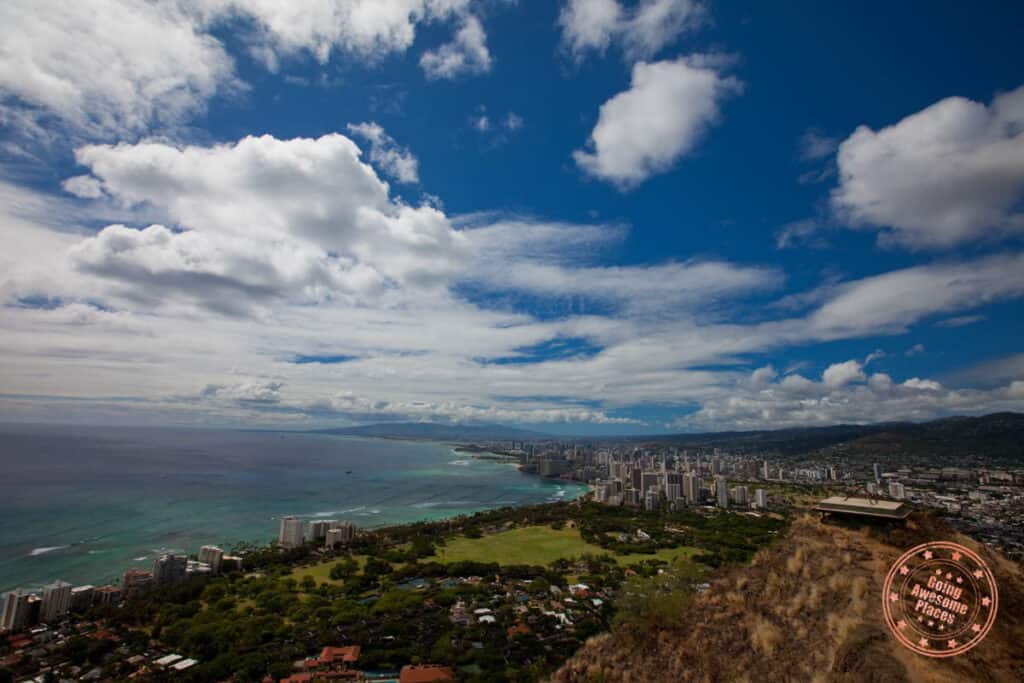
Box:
xmin=551 ymin=513 xmax=1024 ymax=682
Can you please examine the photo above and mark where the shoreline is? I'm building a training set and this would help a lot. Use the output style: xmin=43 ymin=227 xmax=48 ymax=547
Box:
xmin=2 ymin=442 xmax=589 ymax=593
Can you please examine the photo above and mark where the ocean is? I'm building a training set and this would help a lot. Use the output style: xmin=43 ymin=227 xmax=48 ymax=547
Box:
xmin=0 ymin=424 xmax=586 ymax=593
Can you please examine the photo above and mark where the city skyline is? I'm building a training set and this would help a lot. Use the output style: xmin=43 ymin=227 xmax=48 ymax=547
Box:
xmin=1 ymin=1 xmax=1023 ymax=435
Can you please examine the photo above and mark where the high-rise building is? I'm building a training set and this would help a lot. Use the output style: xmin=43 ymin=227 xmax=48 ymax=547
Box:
xmin=889 ymin=481 xmax=905 ymax=500
xmin=198 ymin=545 xmax=224 ymax=573
xmin=665 ymin=483 xmax=681 ymax=502
xmin=873 ymin=463 xmax=881 ymax=483
xmin=70 ymin=585 xmax=95 ymax=612
xmin=683 ymin=473 xmax=701 ymax=503
xmin=715 ymin=475 xmax=729 ymax=509
xmin=1 ymin=590 xmax=32 ymax=632
xmin=640 ymin=471 xmax=660 ymax=495
xmin=94 ymin=585 xmax=122 ymax=605
xmin=40 ymin=580 xmax=72 ymax=622
xmin=733 ymin=485 xmax=749 ymax=507
xmin=762 ymin=460 xmax=769 ymax=479
xmin=121 ymin=568 xmax=154 ymax=599
xmin=828 ymin=466 xmax=838 ymax=481
xmin=325 ymin=521 xmax=357 ymax=548
xmin=278 ymin=516 xmax=305 ymax=549
xmin=644 ymin=489 xmax=659 ymax=511
xmin=754 ymin=489 xmax=768 ymax=509
xmin=153 ymin=554 xmax=188 ymax=585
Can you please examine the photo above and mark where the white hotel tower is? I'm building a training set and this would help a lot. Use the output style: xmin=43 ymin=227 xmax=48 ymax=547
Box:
xmin=278 ymin=516 xmax=305 ymax=549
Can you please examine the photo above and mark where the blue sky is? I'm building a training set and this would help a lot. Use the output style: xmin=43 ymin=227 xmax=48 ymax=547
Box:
xmin=0 ymin=0 xmax=1022 ymax=434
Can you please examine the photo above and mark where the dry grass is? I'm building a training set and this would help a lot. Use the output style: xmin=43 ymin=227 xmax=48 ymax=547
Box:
xmin=550 ymin=513 xmax=1024 ymax=683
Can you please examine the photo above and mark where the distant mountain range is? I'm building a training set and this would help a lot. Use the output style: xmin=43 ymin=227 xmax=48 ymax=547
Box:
xmin=312 ymin=422 xmax=550 ymax=441
xmin=311 ymin=412 xmax=1024 ymax=461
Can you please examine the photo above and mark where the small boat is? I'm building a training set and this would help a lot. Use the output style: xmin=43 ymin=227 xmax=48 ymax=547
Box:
xmin=345 ymin=470 xmax=353 ymax=474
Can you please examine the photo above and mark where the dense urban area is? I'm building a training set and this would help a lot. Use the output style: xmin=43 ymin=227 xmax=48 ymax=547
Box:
xmin=2 ymin=414 xmax=1022 ymax=682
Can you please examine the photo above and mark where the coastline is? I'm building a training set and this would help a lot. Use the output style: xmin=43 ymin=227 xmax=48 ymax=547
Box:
xmin=0 ymin=430 xmax=588 ymax=592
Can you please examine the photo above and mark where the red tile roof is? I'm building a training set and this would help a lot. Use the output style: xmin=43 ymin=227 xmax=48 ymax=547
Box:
xmin=399 ymin=664 xmax=456 ymax=683
xmin=279 ymin=674 xmax=313 ymax=683
xmin=318 ymin=645 xmax=361 ymax=664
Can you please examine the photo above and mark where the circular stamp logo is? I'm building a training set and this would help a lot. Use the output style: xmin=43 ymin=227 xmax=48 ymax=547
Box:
xmin=882 ymin=540 xmax=998 ymax=657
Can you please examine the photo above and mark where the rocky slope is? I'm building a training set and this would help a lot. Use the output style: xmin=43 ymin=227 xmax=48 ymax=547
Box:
xmin=551 ymin=514 xmax=1024 ymax=682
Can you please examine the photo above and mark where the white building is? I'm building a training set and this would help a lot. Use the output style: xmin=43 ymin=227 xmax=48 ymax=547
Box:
xmin=888 ymin=481 xmax=906 ymax=500
xmin=754 ymin=489 xmax=768 ymax=509
xmin=309 ymin=520 xmax=334 ymax=541
xmin=325 ymin=521 xmax=356 ymax=548
xmin=40 ymin=581 xmax=72 ymax=622
xmin=198 ymin=545 xmax=224 ymax=573
xmin=732 ymin=485 xmax=749 ymax=507
xmin=2 ymin=590 xmax=32 ymax=631
xmin=278 ymin=516 xmax=305 ymax=549
xmin=153 ymin=554 xmax=188 ymax=585
xmin=70 ymin=585 xmax=95 ymax=612
xmin=715 ymin=475 xmax=729 ymax=509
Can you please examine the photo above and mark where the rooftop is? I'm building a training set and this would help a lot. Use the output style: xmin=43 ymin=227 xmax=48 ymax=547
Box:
xmin=813 ymin=496 xmax=910 ymax=519
xmin=399 ymin=664 xmax=456 ymax=683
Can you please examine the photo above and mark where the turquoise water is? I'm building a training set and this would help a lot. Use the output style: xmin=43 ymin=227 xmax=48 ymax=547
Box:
xmin=0 ymin=425 xmax=586 ymax=592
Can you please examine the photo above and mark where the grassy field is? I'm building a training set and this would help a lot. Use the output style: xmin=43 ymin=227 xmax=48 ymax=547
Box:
xmin=289 ymin=525 xmax=699 ymax=584
xmin=435 ymin=526 xmax=602 ymax=566
xmin=290 ymin=554 xmax=370 ymax=585
xmin=436 ymin=525 xmax=699 ymax=567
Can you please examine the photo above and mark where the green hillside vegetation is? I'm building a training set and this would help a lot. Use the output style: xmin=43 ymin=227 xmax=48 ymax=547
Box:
xmin=29 ymin=502 xmax=786 ymax=683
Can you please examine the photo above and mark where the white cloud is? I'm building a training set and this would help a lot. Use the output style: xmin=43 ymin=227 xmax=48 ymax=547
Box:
xmin=797 ymin=128 xmax=838 ymax=162
xmin=807 ymin=253 xmax=1024 ymax=338
xmin=4 ymin=124 xmax=1024 ymax=429
xmin=775 ymin=218 xmax=825 ymax=250
xmin=905 ymin=343 xmax=925 ymax=357
xmin=192 ymin=0 xmax=474 ymax=66
xmin=0 ymin=0 xmax=239 ymax=138
xmin=558 ymin=0 xmax=704 ymax=62
xmin=504 ymin=112 xmax=524 ymax=131
xmin=934 ymin=314 xmax=985 ymax=328
xmin=675 ymin=364 xmax=1024 ymax=430
xmin=419 ymin=14 xmax=492 ymax=80
xmin=832 ymin=85 xmax=1024 ymax=248
xmin=61 ymin=175 xmax=105 ymax=199
xmin=346 ymin=121 xmax=419 ymax=183
xmin=573 ymin=56 xmax=740 ymax=187
xmin=0 ymin=1 xmax=490 ymax=142
xmin=201 ymin=380 xmax=284 ymax=405
xmin=822 ymin=359 xmax=866 ymax=388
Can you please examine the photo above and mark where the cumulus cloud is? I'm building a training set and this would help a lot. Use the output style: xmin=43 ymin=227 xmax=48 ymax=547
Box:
xmin=675 ymin=364 xmax=1024 ymax=430
xmin=558 ymin=0 xmax=704 ymax=62
xmin=201 ymin=381 xmax=284 ymax=405
xmin=822 ymin=359 xmax=866 ymax=388
xmin=574 ymin=56 xmax=740 ymax=187
xmin=832 ymin=85 xmax=1024 ymax=248
xmin=0 ymin=0 xmax=239 ymax=138
xmin=189 ymin=0 xmax=478 ymax=68
xmin=346 ymin=121 xmax=419 ymax=183
xmin=5 ymin=122 xmax=1024 ymax=428
xmin=0 ymin=0 xmax=489 ymax=141
xmin=419 ymin=14 xmax=492 ymax=80
xmin=61 ymin=175 xmax=106 ymax=199
xmin=69 ymin=133 xmax=466 ymax=306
